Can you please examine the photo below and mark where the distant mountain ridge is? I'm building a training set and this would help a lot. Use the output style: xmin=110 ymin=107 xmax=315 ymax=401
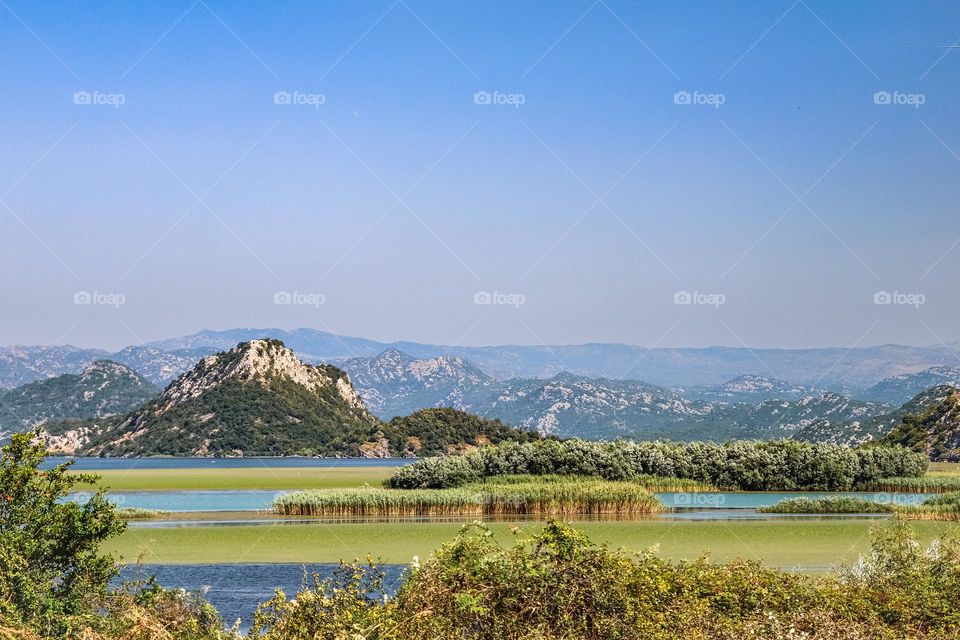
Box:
xmin=343 ymin=348 xmax=497 ymax=419
xmin=859 ymin=366 xmax=960 ymax=406
xmin=143 ymin=328 xmax=959 ymax=388
xmin=3 ymin=328 xmax=959 ymax=390
xmin=681 ymin=375 xmax=827 ymax=403
xmin=339 ymin=351 xmax=898 ymax=442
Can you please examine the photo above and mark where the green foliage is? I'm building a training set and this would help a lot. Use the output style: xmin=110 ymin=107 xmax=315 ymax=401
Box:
xmin=0 ymin=433 xmax=234 ymax=640
xmin=389 ymin=438 xmax=928 ymax=491
xmin=249 ymin=561 xmax=393 ymax=640
xmin=758 ymin=496 xmax=896 ymax=514
xmin=382 ymin=407 xmax=540 ymax=456
xmin=244 ymin=519 xmax=960 ymax=639
xmin=0 ymin=431 xmax=125 ymax=636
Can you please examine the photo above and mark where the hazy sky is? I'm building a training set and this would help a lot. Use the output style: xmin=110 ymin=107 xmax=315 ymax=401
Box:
xmin=1 ymin=0 xmax=959 ymax=351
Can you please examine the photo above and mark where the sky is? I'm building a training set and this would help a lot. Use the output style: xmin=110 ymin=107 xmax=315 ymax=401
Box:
xmin=1 ymin=0 xmax=959 ymax=352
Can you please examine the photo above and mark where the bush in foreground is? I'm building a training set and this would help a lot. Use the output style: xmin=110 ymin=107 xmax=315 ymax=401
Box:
xmin=0 ymin=433 xmax=233 ymax=640
xmin=249 ymin=519 xmax=960 ymax=640
xmin=389 ymin=439 xmax=928 ymax=491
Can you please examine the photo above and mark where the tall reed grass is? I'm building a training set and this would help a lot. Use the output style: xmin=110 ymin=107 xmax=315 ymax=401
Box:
xmin=274 ymin=475 xmax=662 ymax=517
xmin=861 ymin=475 xmax=960 ymax=494
xmin=896 ymin=492 xmax=960 ymax=520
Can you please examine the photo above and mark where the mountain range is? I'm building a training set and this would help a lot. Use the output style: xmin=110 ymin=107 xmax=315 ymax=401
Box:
xmin=4 ymin=327 xmax=960 ymax=389
xmin=5 ymin=329 xmax=960 ymax=453
xmin=0 ymin=360 xmax=156 ymax=435
xmin=40 ymin=340 xmax=535 ymax=458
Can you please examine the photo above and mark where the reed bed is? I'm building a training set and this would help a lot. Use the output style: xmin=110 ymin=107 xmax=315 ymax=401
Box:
xmin=274 ymin=476 xmax=662 ymax=517
xmin=115 ymin=507 xmax=167 ymax=519
xmin=861 ymin=475 xmax=960 ymax=494
xmin=758 ymin=497 xmax=896 ymax=514
xmin=896 ymin=493 xmax=960 ymax=521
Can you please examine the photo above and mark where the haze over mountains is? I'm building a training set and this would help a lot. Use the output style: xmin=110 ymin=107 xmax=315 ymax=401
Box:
xmin=3 ymin=328 xmax=960 ymax=451
xmin=3 ymin=327 xmax=960 ymax=389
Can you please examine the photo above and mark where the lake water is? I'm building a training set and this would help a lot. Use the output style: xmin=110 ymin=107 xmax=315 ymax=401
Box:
xmin=116 ymin=563 xmax=406 ymax=633
xmin=47 ymin=457 xmax=412 ymax=470
xmin=69 ymin=489 xmax=932 ymax=514
xmin=656 ymin=491 xmax=930 ymax=509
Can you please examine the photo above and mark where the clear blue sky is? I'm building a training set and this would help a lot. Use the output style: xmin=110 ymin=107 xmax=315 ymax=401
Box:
xmin=1 ymin=0 xmax=959 ymax=351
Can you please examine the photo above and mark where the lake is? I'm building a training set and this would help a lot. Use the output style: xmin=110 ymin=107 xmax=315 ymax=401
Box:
xmin=70 ymin=489 xmax=932 ymax=513
xmin=47 ymin=456 xmax=412 ymax=470
xmin=116 ymin=563 xmax=407 ymax=633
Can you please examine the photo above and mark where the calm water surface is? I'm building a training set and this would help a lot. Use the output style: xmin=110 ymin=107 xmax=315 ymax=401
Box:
xmin=79 ymin=489 xmax=930 ymax=513
xmin=116 ymin=564 xmax=406 ymax=633
xmin=47 ymin=457 xmax=412 ymax=470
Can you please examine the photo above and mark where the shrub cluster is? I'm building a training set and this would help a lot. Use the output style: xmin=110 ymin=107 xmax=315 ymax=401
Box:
xmin=389 ymin=438 xmax=928 ymax=491
xmin=249 ymin=519 xmax=960 ymax=640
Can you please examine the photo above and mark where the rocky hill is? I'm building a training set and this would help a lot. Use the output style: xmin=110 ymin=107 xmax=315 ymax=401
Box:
xmin=879 ymin=386 xmax=960 ymax=461
xmin=793 ymin=385 xmax=956 ymax=446
xmin=477 ymin=372 xmax=711 ymax=439
xmin=707 ymin=393 xmax=890 ymax=442
xmin=48 ymin=340 xmax=382 ymax=457
xmin=0 ymin=361 xmax=157 ymax=433
xmin=681 ymin=375 xmax=826 ymax=403
xmin=344 ymin=349 xmax=497 ymax=418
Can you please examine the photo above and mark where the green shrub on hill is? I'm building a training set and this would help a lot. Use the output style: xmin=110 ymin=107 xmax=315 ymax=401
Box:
xmin=382 ymin=407 xmax=539 ymax=456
